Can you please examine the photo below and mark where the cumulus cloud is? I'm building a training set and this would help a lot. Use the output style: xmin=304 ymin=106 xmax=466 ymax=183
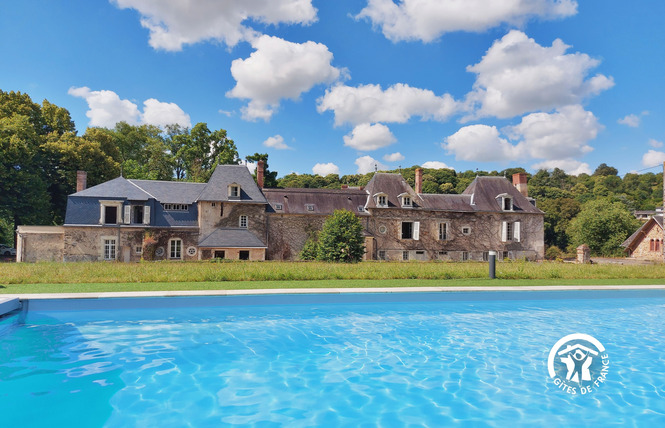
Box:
xmin=422 ymin=161 xmax=452 ymax=170
xmin=355 ymin=155 xmax=388 ymax=174
xmin=649 ymin=139 xmax=663 ymax=148
xmin=317 ymin=83 xmax=458 ymax=127
xmin=227 ymin=35 xmax=342 ymax=121
xmin=464 ymin=30 xmax=613 ymax=119
xmin=263 ymin=135 xmax=292 ymax=150
xmin=357 ymin=0 xmax=577 ymax=43
xmin=617 ymin=114 xmax=640 ymax=128
xmin=312 ymin=162 xmax=340 ymax=176
xmin=642 ymin=150 xmax=665 ymax=167
xmin=112 ymin=0 xmax=317 ymax=50
xmin=141 ymin=98 xmax=191 ymax=128
xmin=343 ymin=123 xmax=396 ymax=151
xmin=69 ymin=87 xmax=192 ymax=129
xmin=531 ymin=159 xmax=591 ymax=175
xmin=504 ymin=105 xmax=600 ymax=159
xmin=383 ymin=152 xmax=405 ymax=162
xmin=444 ymin=124 xmax=519 ymax=162
xmin=68 ymin=86 xmax=141 ymax=127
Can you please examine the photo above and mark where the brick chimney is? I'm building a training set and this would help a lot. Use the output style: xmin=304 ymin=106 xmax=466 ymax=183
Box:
xmin=257 ymin=160 xmax=265 ymax=189
xmin=512 ymin=172 xmax=528 ymax=197
xmin=76 ymin=171 xmax=87 ymax=192
xmin=415 ymin=168 xmax=423 ymax=194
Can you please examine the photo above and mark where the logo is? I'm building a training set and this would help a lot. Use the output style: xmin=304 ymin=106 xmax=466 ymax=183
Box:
xmin=548 ymin=333 xmax=609 ymax=395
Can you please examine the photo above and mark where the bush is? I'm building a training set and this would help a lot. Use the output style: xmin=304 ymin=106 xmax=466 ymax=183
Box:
xmin=545 ymin=246 xmax=563 ymax=260
xmin=297 ymin=210 xmax=365 ymax=263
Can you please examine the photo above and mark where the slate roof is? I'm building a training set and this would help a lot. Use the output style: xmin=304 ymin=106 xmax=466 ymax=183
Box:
xmin=364 ymin=173 xmax=422 ymax=209
xmin=130 ymin=180 xmax=205 ymax=204
xmin=262 ymin=188 xmax=369 ymax=215
xmin=71 ymin=177 xmax=151 ymax=201
xmin=198 ymin=228 xmax=267 ymax=248
xmin=621 ymin=214 xmax=663 ymax=249
xmin=419 ymin=193 xmax=474 ymax=212
xmin=462 ymin=176 xmax=542 ymax=214
xmin=197 ymin=165 xmax=267 ymax=203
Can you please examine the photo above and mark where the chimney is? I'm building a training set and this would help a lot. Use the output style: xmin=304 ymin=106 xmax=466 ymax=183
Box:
xmin=341 ymin=184 xmax=349 ymax=189
xmin=76 ymin=171 xmax=87 ymax=192
xmin=257 ymin=160 xmax=265 ymax=189
xmin=415 ymin=168 xmax=423 ymax=194
xmin=512 ymin=172 xmax=528 ymax=198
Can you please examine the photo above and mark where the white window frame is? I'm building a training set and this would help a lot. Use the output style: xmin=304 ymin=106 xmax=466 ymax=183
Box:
xmin=501 ymin=221 xmax=521 ymax=242
xmin=239 ymin=215 xmax=248 ymax=228
xmin=401 ymin=221 xmax=419 ymax=240
xmin=169 ymin=238 xmax=182 ymax=260
xmin=162 ymin=203 xmax=188 ymax=212
xmin=402 ymin=196 xmax=412 ymax=207
xmin=102 ymin=237 xmax=117 ymax=260
xmin=99 ymin=201 xmax=123 ymax=225
xmin=228 ymin=184 xmax=240 ymax=199
xmin=402 ymin=250 xmax=409 ymax=261
xmin=374 ymin=193 xmax=388 ymax=207
xmin=135 ymin=245 xmax=143 ymax=255
xmin=462 ymin=251 xmax=469 ymax=261
xmin=438 ymin=222 xmax=449 ymax=240
xmin=461 ymin=226 xmax=471 ymax=236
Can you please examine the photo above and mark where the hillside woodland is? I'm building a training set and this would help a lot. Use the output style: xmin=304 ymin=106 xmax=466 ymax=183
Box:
xmin=1 ymin=90 xmax=657 ymax=257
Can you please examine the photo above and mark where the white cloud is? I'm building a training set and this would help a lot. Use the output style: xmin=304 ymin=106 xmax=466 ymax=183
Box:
xmin=263 ymin=135 xmax=292 ymax=150
xmin=642 ymin=150 xmax=665 ymax=167
xmin=141 ymin=98 xmax=191 ymax=128
xmin=504 ymin=105 xmax=600 ymax=159
xmin=617 ymin=114 xmax=640 ymax=128
xmin=112 ymin=0 xmax=317 ymax=50
xmin=649 ymin=139 xmax=663 ymax=148
xmin=69 ymin=87 xmax=191 ymax=128
xmin=245 ymin=161 xmax=257 ymax=174
xmin=531 ymin=159 xmax=591 ymax=175
xmin=465 ymin=30 xmax=614 ymax=119
xmin=227 ymin=35 xmax=342 ymax=121
xmin=422 ymin=161 xmax=452 ymax=170
xmin=343 ymin=123 xmax=396 ymax=151
xmin=355 ymin=155 xmax=388 ymax=174
xmin=444 ymin=124 xmax=519 ymax=162
xmin=68 ymin=86 xmax=141 ymax=128
xmin=312 ymin=162 xmax=339 ymax=176
xmin=383 ymin=152 xmax=405 ymax=162
xmin=317 ymin=83 xmax=458 ymax=127
xmin=357 ymin=0 xmax=577 ymax=43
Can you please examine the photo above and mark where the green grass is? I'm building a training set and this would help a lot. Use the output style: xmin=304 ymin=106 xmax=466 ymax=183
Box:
xmin=1 ymin=260 xmax=664 ymax=294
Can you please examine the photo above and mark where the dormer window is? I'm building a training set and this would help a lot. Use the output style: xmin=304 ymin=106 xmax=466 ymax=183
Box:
xmin=497 ymin=193 xmax=513 ymax=211
xmin=398 ymin=193 xmax=412 ymax=208
xmin=374 ymin=193 xmax=388 ymax=207
xmin=228 ymin=184 xmax=240 ymax=200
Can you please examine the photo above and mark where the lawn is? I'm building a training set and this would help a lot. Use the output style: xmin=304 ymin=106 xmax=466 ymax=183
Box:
xmin=1 ymin=260 xmax=665 ymax=294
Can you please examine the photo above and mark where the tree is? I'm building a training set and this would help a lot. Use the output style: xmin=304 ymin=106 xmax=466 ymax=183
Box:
xmin=308 ymin=210 xmax=365 ymax=262
xmin=245 ymin=153 xmax=278 ymax=188
xmin=566 ymin=198 xmax=640 ymax=256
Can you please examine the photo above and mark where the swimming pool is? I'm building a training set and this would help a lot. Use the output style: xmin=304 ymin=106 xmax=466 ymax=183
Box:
xmin=1 ymin=290 xmax=664 ymax=426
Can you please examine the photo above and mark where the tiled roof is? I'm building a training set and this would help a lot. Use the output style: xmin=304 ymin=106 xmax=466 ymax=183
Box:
xmin=198 ymin=228 xmax=267 ymax=248
xmin=263 ymin=188 xmax=369 ymax=215
xmin=130 ymin=180 xmax=205 ymax=204
xmin=197 ymin=165 xmax=267 ymax=203
xmin=72 ymin=177 xmax=151 ymax=200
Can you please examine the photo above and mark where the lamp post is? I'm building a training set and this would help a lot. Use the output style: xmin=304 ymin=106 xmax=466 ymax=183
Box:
xmin=489 ymin=251 xmax=496 ymax=279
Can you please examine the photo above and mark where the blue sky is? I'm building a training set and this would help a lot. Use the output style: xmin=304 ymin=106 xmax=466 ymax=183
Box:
xmin=2 ymin=1 xmax=664 ymax=178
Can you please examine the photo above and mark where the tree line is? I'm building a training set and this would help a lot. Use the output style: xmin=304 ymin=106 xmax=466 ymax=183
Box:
xmin=2 ymin=89 xmax=659 ymax=256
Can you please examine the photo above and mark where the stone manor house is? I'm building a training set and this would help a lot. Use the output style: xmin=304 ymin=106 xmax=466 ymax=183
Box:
xmin=16 ymin=164 xmax=545 ymax=262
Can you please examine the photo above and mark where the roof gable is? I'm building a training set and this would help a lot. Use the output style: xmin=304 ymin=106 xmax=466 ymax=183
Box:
xmin=197 ymin=165 xmax=267 ymax=203
xmin=621 ymin=214 xmax=663 ymax=249
xmin=364 ymin=173 xmax=421 ymax=209
xmin=462 ymin=176 xmax=542 ymax=214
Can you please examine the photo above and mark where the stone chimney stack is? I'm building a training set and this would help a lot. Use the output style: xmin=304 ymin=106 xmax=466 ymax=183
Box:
xmin=415 ymin=168 xmax=423 ymax=194
xmin=76 ymin=171 xmax=87 ymax=192
xmin=512 ymin=172 xmax=528 ymax=198
xmin=257 ymin=160 xmax=265 ymax=189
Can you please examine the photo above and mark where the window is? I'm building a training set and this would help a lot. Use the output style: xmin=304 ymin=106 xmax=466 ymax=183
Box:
xmin=135 ymin=245 xmax=143 ymax=255
xmin=483 ymin=252 xmax=489 ymax=261
xmin=169 ymin=239 xmax=182 ymax=259
xmin=462 ymin=251 xmax=469 ymax=261
xmin=401 ymin=221 xmax=420 ymax=239
xmin=133 ymin=205 xmax=144 ymax=224
xmin=100 ymin=201 xmax=123 ymax=225
xmin=162 ymin=203 xmax=188 ymax=211
xmin=378 ymin=225 xmax=387 ymax=234
xmin=229 ymin=185 xmax=240 ymax=199
xmin=657 ymin=240 xmax=661 ymax=252
xmin=212 ymin=202 xmax=216 ymax=207
xmin=187 ymin=246 xmax=197 ymax=256
xmin=501 ymin=221 xmax=521 ymax=242
xmin=377 ymin=195 xmax=387 ymax=207
xmin=357 ymin=205 xmax=365 ymax=212
xmin=503 ymin=197 xmax=513 ymax=211
xmin=305 ymin=204 xmax=315 ymax=211
xmin=378 ymin=250 xmax=386 ymax=260
xmin=439 ymin=223 xmax=449 ymax=240
xmin=239 ymin=250 xmax=250 ymax=260
xmin=214 ymin=250 xmax=225 ymax=259
xmin=275 ymin=203 xmax=283 ymax=210
xmin=651 ymin=239 xmax=661 ymax=252
xmin=461 ymin=226 xmax=471 ymax=236
xmin=103 ymin=238 xmax=116 ymax=260
xmin=239 ymin=215 xmax=248 ymax=228
xmin=402 ymin=251 xmax=409 ymax=261
xmin=502 ymin=251 xmax=509 ymax=260
xmin=104 ymin=206 xmax=118 ymax=224
xmin=402 ymin=196 xmax=412 ymax=207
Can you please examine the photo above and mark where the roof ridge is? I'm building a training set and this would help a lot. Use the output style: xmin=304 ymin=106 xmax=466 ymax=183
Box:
xmin=127 ymin=179 xmax=157 ymax=199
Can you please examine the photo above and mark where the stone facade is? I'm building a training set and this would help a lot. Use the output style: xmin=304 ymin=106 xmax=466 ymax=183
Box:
xmin=624 ymin=219 xmax=663 ymax=261
xmin=16 ymin=226 xmax=64 ymax=262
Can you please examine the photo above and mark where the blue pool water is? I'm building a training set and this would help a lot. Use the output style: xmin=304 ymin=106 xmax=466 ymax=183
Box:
xmin=1 ymin=290 xmax=664 ymax=427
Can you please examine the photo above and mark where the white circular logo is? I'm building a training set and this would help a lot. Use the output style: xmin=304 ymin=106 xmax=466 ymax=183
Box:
xmin=548 ymin=333 xmax=609 ymax=395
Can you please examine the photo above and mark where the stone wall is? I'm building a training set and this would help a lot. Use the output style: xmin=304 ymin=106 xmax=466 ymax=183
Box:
xmin=629 ymin=223 xmax=664 ymax=261
xmin=199 ymin=201 xmax=267 ymax=244
xmin=16 ymin=226 xmax=64 ymax=262
xmin=266 ymin=214 xmax=327 ymax=260
xmin=199 ymin=248 xmax=265 ymax=261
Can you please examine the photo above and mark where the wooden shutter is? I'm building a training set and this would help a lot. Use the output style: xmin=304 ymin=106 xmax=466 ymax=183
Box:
xmin=413 ymin=221 xmax=420 ymax=240
xmin=124 ymin=205 xmax=131 ymax=224
xmin=143 ymin=205 xmax=151 ymax=225
xmin=514 ymin=221 xmax=521 ymax=242
xmin=501 ymin=221 xmax=508 ymax=242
